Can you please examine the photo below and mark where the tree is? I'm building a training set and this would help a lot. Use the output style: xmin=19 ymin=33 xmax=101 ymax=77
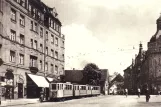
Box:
xmin=82 ymin=63 xmax=101 ymax=85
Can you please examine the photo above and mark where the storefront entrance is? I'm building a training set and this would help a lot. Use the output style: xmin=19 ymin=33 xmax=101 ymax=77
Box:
xmin=18 ymin=83 xmax=23 ymax=98
xmin=5 ymin=69 xmax=14 ymax=99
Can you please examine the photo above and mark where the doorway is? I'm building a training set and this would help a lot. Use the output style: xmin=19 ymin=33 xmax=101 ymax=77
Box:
xmin=18 ymin=83 xmax=23 ymax=98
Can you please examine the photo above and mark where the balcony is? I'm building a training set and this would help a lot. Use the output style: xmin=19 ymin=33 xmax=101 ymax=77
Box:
xmin=29 ymin=63 xmax=38 ymax=74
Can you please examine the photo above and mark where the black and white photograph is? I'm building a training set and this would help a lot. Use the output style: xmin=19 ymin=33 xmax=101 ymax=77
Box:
xmin=0 ymin=0 xmax=161 ymax=107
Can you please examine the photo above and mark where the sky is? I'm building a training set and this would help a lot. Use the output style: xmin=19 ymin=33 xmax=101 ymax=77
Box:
xmin=42 ymin=0 xmax=161 ymax=75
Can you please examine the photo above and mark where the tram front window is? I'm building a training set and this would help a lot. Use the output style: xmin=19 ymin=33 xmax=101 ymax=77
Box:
xmin=52 ymin=84 xmax=56 ymax=90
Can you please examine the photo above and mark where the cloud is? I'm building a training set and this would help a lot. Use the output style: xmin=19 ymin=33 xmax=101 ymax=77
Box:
xmin=42 ymin=0 xmax=161 ymax=74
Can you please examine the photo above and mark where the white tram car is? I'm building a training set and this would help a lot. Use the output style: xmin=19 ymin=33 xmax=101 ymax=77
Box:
xmin=48 ymin=82 xmax=100 ymax=101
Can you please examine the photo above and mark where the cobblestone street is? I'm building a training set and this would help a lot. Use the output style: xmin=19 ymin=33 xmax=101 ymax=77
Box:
xmin=2 ymin=95 xmax=161 ymax=107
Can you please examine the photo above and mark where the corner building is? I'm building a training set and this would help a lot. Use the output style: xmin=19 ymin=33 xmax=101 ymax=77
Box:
xmin=0 ymin=0 xmax=65 ymax=99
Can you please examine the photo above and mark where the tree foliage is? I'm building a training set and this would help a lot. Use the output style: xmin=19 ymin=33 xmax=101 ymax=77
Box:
xmin=82 ymin=63 xmax=101 ymax=85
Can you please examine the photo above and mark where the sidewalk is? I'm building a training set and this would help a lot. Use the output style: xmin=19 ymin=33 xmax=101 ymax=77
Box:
xmin=0 ymin=98 xmax=39 ymax=107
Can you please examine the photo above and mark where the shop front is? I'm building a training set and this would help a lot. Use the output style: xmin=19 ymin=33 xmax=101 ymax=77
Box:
xmin=26 ymin=73 xmax=49 ymax=98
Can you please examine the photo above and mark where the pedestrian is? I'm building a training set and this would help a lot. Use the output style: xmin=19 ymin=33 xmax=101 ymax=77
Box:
xmin=138 ymin=88 xmax=141 ymax=98
xmin=9 ymin=89 xmax=12 ymax=102
xmin=145 ymin=88 xmax=150 ymax=102
xmin=39 ymin=88 xmax=44 ymax=102
xmin=125 ymin=88 xmax=128 ymax=97
xmin=158 ymin=91 xmax=160 ymax=96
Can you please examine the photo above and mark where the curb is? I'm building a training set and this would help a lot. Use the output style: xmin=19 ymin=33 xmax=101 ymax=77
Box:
xmin=0 ymin=101 xmax=39 ymax=107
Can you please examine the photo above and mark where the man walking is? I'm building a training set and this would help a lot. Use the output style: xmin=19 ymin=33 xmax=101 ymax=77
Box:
xmin=138 ymin=88 xmax=141 ymax=98
xmin=145 ymin=88 xmax=150 ymax=102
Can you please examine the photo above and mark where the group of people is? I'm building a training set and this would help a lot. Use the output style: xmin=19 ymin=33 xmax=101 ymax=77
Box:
xmin=124 ymin=88 xmax=151 ymax=102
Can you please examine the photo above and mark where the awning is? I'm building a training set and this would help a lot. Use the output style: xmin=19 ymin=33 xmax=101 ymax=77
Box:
xmin=47 ymin=77 xmax=53 ymax=82
xmin=27 ymin=74 xmax=49 ymax=88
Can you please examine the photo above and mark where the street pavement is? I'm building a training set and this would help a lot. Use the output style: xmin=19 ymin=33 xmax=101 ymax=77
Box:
xmin=2 ymin=95 xmax=161 ymax=107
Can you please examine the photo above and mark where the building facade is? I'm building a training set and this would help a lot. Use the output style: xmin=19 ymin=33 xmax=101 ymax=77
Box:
xmin=140 ymin=14 xmax=161 ymax=94
xmin=124 ymin=14 xmax=161 ymax=95
xmin=124 ymin=43 xmax=146 ymax=94
xmin=0 ymin=0 xmax=65 ymax=99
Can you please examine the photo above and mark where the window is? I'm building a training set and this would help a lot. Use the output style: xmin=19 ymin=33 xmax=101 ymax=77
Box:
xmin=14 ymin=0 xmax=25 ymax=7
xmin=33 ymin=8 xmax=36 ymax=18
xmin=30 ymin=55 xmax=37 ymax=67
xmin=62 ymin=54 xmax=64 ymax=59
xmin=19 ymin=54 xmax=24 ymax=65
xmin=20 ymin=34 xmax=24 ymax=44
xmin=40 ymin=60 xmax=43 ymax=70
xmin=51 ymin=49 xmax=54 ymax=57
xmin=40 ymin=44 xmax=43 ymax=52
xmin=55 ymin=37 xmax=58 ymax=46
xmin=62 ymin=41 xmax=64 ymax=48
xmin=28 ymin=4 xmax=31 ymax=13
xmin=46 ymin=31 xmax=48 ymax=40
xmin=51 ymin=34 xmax=54 ymax=43
xmin=58 ymin=26 xmax=61 ymax=32
xmin=55 ymin=51 xmax=58 ymax=59
xmin=50 ymin=19 xmax=53 ymax=28
xmin=40 ymin=27 xmax=43 ymax=37
xmin=52 ymin=84 xmax=56 ymax=90
xmin=11 ymin=8 xmax=16 ymax=21
xmin=31 ymin=21 xmax=33 ymax=30
xmin=51 ymin=64 xmax=53 ymax=72
xmin=10 ymin=51 xmax=15 ymax=62
xmin=56 ymin=24 xmax=58 ymax=31
xmin=20 ymin=0 xmax=25 ymax=7
xmin=30 ymin=39 xmax=33 ymax=48
xmin=10 ymin=30 xmax=16 ymax=41
xmin=45 ymin=62 xmax=48 ymax=71
xmin=53 ymin=22 xmax=55 ymax=29
xmin=45 ymin=47 xmax=48 ymax=55
xmin=34 ymin=40 xmax=37 ymax=50
xmin=159 ymin=47 xmax=161 ymax=51
xmin=20 ymin=14 xmax=25 ymax=26
xmin=55 ymin=65 xmax=58 ymax=74
xmin=34 ymin=23 xmax=37 ymax=32
xmin=37 ymin=11 xmax=40 ymax=20
xmin=0 ymin=0 xmax=3 ymax=12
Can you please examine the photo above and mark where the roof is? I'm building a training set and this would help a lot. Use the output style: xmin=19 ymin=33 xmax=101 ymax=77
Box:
xmin=65 ymin=70 xmax=83 ymax=83
xmin=99 ymin=69 xmax=109 ymax=81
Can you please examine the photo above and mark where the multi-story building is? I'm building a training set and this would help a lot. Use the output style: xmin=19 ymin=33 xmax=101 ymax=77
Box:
xmin=140 ymin=14 xmax=161 ymax=94
xmin=124 ymin=43 xmax=146 ymax=94
xmin=124 ymin=64 xmax=133 ymax=93
xmin=0 ymin=0 xmax=65 ymax=99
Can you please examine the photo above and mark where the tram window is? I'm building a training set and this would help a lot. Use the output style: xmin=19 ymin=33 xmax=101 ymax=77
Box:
xmin=57 ymin=84 xmax=59 ymax=90
xmin=66 ymin=85 xmax=68 ymax=90
xmin=52 ymin=84 xmax=56 ymax=90
xmin=60 ymin=84 xmax=61 ymax=90
xmin=67 ymin=85 xmax=69 ymax=90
